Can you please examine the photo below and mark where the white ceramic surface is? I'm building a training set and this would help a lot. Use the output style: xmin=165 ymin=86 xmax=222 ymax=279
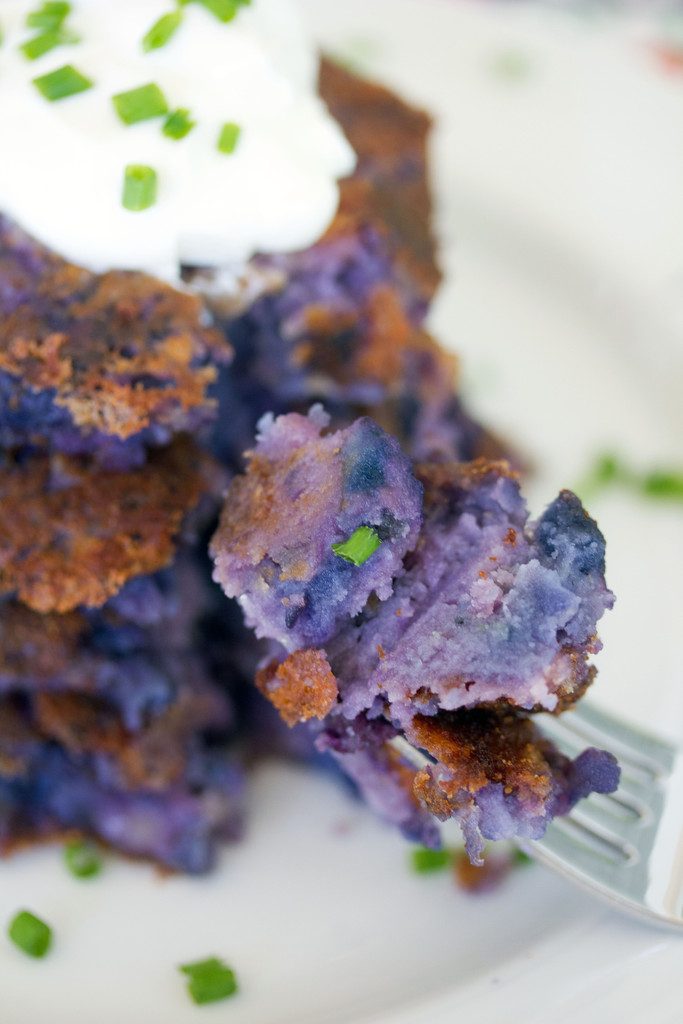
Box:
xmin=2 ymin=2 xmax=683 ymax=1021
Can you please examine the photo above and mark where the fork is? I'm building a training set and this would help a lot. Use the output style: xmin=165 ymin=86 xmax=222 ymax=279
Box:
xmin=397 ymin=702 xmax=683 ymax=929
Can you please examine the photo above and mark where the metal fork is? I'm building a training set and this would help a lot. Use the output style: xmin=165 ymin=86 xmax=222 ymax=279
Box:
xmin=527 ymin=702 xmax=683 ymax=929
xmin=397 ymin=702 xmax=683 ymax=929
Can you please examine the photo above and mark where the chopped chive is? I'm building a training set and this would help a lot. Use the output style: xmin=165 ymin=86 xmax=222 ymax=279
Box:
xmin=33 ymin=64 xmax=93 ymax=101
xmin=122 ymin=165 xmax=158 ymax=212
xmin=113 ymin=83 xmax=169 ymax=125
xmin=186 ymin=0 xmax=240 ymax=24
xmin=332 ymin=526 xmax=382 ymax=567
xmin=162 ymin=107 xmax=196 ymax=140
xmin=64 ymin=839 xmax=103 ymax=879
xmin=513 ymin=849 xmax=534 ymax=868
xmin=142 ymin=10 xmax=183 ymax=52
xmin=20 ymin=28 xmax=78 ymax=61
xmin=179 ymin=958 xmax=239 ymax=1005
xmin=410 ymin=846 xmax=454 ymax=874
xmin=590 ymin=454 xmax=623 ymax=487
xmin=641 ymin=470 xmax=683 ymax=500
xmin=8 ymin=910 xmax=52 ymax=958
xmin=26 ymin=1 xmax=70 ymax=30
xmin=577 ymin=452 xmax=683 ymax=505
xmin=217 ymin=121 xmax=241 ymax=154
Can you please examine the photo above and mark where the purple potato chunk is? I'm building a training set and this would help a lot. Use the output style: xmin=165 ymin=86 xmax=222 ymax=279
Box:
xmin=216 ymin=417 xmax=618 ymax=857
xmin=211 ymin=408 xmax=423 ymax=652
xmin=317 ymin=708 xmax=619 ymax=862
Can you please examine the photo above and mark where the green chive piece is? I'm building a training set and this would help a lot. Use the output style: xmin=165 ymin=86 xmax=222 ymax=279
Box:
xmin=641 ymin=470 xmax=683 ymax=501
xmin=113 ymin=83 xmax=169 ymax=125
xmin=64 ymin=838 xmax=102 ymax=879
xmin=410 ymin=846 xmax=454 ymax=874
xmin=332 ymin=526 xmax=382 ymax=567
xmin=20 ymin=28 xmax=78 ymax=61
xmin=190 ymin=0 xmax=240 ymax=24
xmin=179 ymin=958 xmax=239 ymax=1005
xmin=8 ymin=910 xmax=52 ymax=958
xmin=217 ymin=121 xmax=241 ymax=154
xmin=142 ymin=10 xmax=183 ymax=52
xmin=162 ymin=107 xmax=196 ymax=140
xmin=26 ymin=1 xmax=70 ymax=30
xmin=577 ymin=452 xmax=683 ymax=506
xmin=590 ymin=454 xmax=623 ymax=487
xmin=122 ymin=165 xmax=158 ymax=212
xmin=33 ymin=64 xmax=93 ymax=101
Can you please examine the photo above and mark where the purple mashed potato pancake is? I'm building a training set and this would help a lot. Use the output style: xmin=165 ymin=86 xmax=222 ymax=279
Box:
xmin=0 ymin=552 xmax=245 ymax=873
xmin=0 ymin=216 xmax=230 ymax=469
xmin=212 ymin=414 xmax=619 ymax=858
xmin=0 ymin=698 xmax=243 ymax=874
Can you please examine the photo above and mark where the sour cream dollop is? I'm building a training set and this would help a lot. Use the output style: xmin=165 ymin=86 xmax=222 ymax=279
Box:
xmin=0 ymin=0 xmax=355 ymax=275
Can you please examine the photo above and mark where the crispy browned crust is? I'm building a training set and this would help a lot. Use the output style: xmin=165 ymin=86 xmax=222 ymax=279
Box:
xmin=319 ymin=58 xmax=440 ymax=299
xmin=0 ymin=439 xmax=204 ymax=613
xmin=298 ymin=284 xmax=457 ymax=394
xmin=34 ymin=692 xmax=126 ymax=757
xmin=0 ymin=700 xmax=38 ymax=776
xmin=2 ymin=676 xmax=226 ymax=792
xmin=411 ymin=710 xmax=554 ymax=817
xmin=416 ymin=458 xmax=520 ymax=504
xmin=256 ymin=650 xmax=339 ymax=727
xmin=0 ymin=603 xmax=88 ymax=685
xmin=320 ymin=59 xmax=433 ymax=182
xmin=0 ymin=220 xmax=231 ymax=440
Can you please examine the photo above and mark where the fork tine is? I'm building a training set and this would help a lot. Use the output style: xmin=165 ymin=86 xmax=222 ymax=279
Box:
xmin=563 ymin=703 xmax=676 ymax=775
xmin=395 ymin=706 xmax=683 ymax=925
xmin=531 ymin=815 xmax=628 ymax=872
xmin=538 ymin=710 xmax=668 ymax=814
xmin=566 ymin=805 xmax=640 ymax=862
xmin=570 ymin=790 xmax=651 ymax=830
xmin=538 ymin=708 xmax=671 ymax=784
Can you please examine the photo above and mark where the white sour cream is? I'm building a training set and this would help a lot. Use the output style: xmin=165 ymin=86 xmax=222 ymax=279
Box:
xmin=0 ymin=0 xmax=355 ymax=276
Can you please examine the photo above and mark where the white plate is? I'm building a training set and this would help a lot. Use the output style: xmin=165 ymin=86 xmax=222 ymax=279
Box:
xmin=3 ymin=2 xmax=683 ymax=1021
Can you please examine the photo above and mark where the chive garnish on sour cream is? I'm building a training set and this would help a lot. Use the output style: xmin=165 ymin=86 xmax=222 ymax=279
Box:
xmin=8 ymin=910 xmax=53 ymax=958
xmin=217 ymin=121 xmax=241 ymax=154
xmin=113 ymin=83 xmax=169 ymax=125
xmin=20 ymin=28 xmax=78 ymax=61
xmin=163 ymin=108 xmax=196 ymax=140
xmin=122 ymin=165 xmax=158 ymax=211
xmin=26 ymin=1 xmax=70 ymax=31
xmin=180 ymin=0 xmax=241 ymax=24
xmin=142 ymin=10 xmax=183 ymax=53
xmin=33 ymin=64 xmax=93 ymax=101
xmin=332 ymin=526 xmax=382 ymax=566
